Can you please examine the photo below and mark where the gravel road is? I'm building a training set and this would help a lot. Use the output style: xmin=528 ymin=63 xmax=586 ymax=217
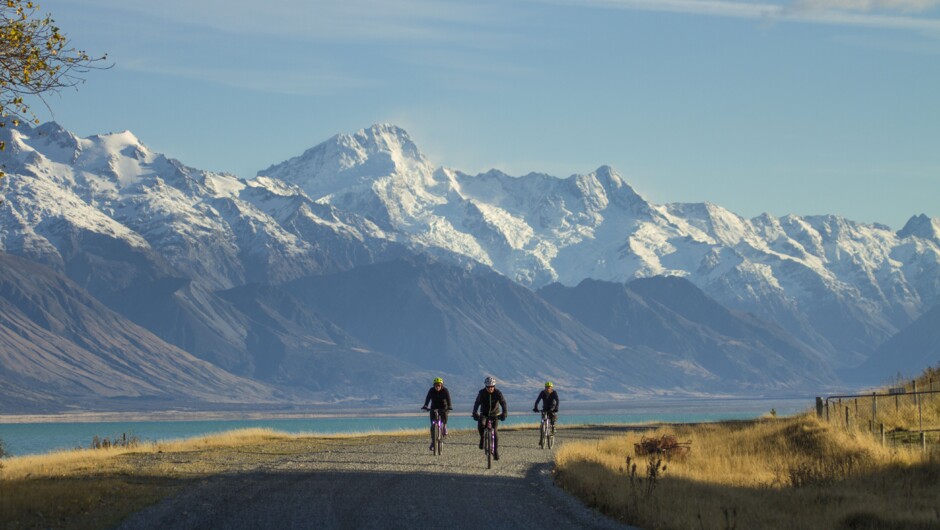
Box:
xmin=116 ymin=426 xmax=632 ymax=530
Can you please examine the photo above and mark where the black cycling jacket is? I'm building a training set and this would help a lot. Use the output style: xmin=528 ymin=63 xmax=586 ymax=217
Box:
xmin=534 ymin=390 xmax=559 ymax=412
xmin=423 ymin=386 xmax=452 ymax=410
xmin=473 ymin=388 xmax=507 ymax=418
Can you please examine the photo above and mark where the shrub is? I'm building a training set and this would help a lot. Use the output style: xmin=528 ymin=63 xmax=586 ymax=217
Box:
xmin=91 ymin=433 xmax=140 ymax=450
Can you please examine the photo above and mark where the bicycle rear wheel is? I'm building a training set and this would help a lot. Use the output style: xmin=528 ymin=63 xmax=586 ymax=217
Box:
xmin=547 ymin=430 xmax=554 ymax=449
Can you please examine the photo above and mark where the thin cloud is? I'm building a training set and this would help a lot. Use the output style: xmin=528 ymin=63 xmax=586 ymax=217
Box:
xmin=539 ymin=0 xmax=940 ymax=31
xmin=794 ymin=0 xmax=940 ymax=12
xmin=120 ymin=60 xmax=377 ymax=96
xmin=68 ymin=0 xmax=501 ymax=44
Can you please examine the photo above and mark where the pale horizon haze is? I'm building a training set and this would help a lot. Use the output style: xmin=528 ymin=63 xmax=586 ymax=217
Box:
xmin=25 ymin=0 xmax=940 ymax=230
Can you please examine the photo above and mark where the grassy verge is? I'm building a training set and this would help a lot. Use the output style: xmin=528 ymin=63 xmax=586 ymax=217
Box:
xmin=0 ymin=428 xmax=422 ymax=530
xmin=554 ymin=366 xmax=940 ymax=530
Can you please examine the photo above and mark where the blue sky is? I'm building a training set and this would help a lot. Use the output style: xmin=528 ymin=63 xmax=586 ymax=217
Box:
xmin=32 ymin=0 xmax=940 ymax=229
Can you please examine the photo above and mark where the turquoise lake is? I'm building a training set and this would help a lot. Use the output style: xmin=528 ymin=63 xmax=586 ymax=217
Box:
xmin=0 ymin=398 xmax=808 ymax=457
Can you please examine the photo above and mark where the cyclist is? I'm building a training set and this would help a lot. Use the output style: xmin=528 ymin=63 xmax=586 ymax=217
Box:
xmin=422 ymin=377 xmax=452 ymax=451
xmin=472 ymin=376 xmax=507 ymax=460
xmin=532 ymin=381 xmax=559 ymax=433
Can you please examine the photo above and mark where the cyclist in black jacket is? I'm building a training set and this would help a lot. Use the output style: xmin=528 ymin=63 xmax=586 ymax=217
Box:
xmin=422 ymin=377 xmax=452 ymax=448
xmin=532 ymin=381 xmax=559 ymax=433
xmin=472 ymin=376 xmax=507 ymax=460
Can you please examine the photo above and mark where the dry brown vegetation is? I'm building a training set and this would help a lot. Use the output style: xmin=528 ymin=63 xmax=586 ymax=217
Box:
xmin=555 ymin=367 xmax=940 ymax=529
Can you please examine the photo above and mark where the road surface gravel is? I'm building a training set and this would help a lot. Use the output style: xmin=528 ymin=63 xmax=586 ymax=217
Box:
xmin=116 ymin=426 xmax=633 ymax=530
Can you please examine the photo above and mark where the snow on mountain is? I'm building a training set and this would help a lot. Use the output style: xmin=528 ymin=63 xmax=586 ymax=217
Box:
xmin=4 ymin=121 xmax=940 ymax=377
xmin=260 ymin=124 xmax=940 ymax=366
xmin=0 ymin=122 xmax=394 ymax=294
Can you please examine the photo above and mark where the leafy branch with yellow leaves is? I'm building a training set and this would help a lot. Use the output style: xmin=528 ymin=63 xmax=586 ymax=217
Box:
xmin=0 ymin=0 xmax=107 ymax=180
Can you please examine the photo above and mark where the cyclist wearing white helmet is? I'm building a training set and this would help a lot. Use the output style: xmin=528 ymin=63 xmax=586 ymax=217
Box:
xmin=421 ymin=377 xmax=453 ymax=449
xmin=533 ymin=381 xmax=559 ymax=432
xmin=472 ymin=376 xmax=508 ymax=460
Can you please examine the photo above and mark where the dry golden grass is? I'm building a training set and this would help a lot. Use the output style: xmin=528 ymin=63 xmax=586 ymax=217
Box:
xmin=555 ymin=414 xmax=940 ymax=529
xmin=556 ymin=366 xmax=940 ymax=529
xmin=828 ymin=368 xmax=940 ymax=444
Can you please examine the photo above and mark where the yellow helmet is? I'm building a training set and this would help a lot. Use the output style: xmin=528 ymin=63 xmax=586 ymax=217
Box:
xmin=545 ymin=381 xmax=553 ymax=388
xmin=433 ymin=377 xmax=444 ymax=385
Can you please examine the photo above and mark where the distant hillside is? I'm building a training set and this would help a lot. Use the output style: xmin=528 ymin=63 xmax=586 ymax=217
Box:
xmin=855 ymin=303 xmax=940 ymax=383
xmin=285 ymin=256 xmax=704 ymax=397
xmin=538 ymin=276 xmax=835 ymax=389
xmin=0 ymin=252 xmax=282 ymax=412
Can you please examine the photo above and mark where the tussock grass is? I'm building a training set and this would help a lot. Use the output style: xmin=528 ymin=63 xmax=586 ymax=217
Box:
xmin=556 ymin=366 xmax=940 ymax=529
xmin=556 ymin=415 xmax=940 ymax=529
xmin=556 ymin=415 xmax=940 ymax=528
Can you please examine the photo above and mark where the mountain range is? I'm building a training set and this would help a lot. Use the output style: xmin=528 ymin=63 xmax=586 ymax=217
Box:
xmin=1 ymin=121 xmax=938 ymax=412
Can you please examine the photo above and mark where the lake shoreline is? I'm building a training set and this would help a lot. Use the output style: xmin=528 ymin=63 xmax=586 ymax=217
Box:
xmin=0 ymin=395 xmax=810 ymax=424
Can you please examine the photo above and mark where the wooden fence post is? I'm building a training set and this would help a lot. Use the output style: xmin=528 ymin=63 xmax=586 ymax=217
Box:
xmin=880 ymin=423 xmax=885 ymax=447
xmin=816 ymin=397 xmax=824 ymax=418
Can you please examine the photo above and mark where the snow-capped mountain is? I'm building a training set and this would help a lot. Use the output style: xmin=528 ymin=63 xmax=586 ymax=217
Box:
xmin=2 ymin=120 xmax=939 ymax=406
xmin=260 ymin=124 xmax=940 ymax=366
xmin=0 ymin=122 xmax=404 ymax=298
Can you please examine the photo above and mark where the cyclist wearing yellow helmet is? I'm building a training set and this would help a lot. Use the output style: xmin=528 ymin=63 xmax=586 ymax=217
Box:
xmin=533 ymin=381 xmax=559 ymax=432
xmin=422 ymin=377 xmax=452 ymax=447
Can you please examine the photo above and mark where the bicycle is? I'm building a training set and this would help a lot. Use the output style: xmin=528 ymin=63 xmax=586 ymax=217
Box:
xmin=423 ymin=407 xmax=446 ymax=456
xmin=537 ymin=409 xmax=556 ymax=449
xmin=481 ymin=415 xmax=498 ymax=468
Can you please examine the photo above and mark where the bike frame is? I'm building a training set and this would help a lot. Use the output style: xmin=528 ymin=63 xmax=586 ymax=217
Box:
xmin=483 ymin=415 xmax=497 ymax=468
xmin=430 ymin=408 xmax=445 ymax=456
xmin=538 ymin=409 xmax=555 ymax=449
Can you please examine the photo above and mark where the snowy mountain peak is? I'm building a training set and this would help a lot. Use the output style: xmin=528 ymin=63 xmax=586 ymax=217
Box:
xmin=258 ymin=123 xmax=433 ymax=201
xmin=899 ymin=214 xmax=940 ymax=243
xmin=90 ymin=129 xmax=145 ymax=151
xmin=350 ymin=123 xmax=422 ymax=159
xmin=585 ymin=165 xmax=649 ymax=211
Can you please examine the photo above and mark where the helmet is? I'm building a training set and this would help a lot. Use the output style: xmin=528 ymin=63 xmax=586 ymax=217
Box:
xmin=433 ymin=377 xmax=443 ymax=385
xmin=545 ymin=381 xmax=553 ymax=388
xmin=484 ymin=376 xmax=496 ymax=387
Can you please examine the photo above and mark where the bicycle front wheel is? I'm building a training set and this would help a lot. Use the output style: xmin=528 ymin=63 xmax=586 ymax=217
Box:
xmin=539 ymin=421 xmax=546 ymax=449
xmin=485 ymin=429 xmax=492 ymax=469
xmin=436 ymin=423 xmax=443 ymax=455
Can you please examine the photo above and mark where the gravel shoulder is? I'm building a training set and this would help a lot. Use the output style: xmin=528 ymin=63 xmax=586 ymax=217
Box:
xmin=116 ymin=426 xmax=633 ymax=530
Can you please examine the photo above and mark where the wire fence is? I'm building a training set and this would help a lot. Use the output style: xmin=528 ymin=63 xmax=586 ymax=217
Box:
xmin=816 ymin=377 xmax=940 ymax=453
